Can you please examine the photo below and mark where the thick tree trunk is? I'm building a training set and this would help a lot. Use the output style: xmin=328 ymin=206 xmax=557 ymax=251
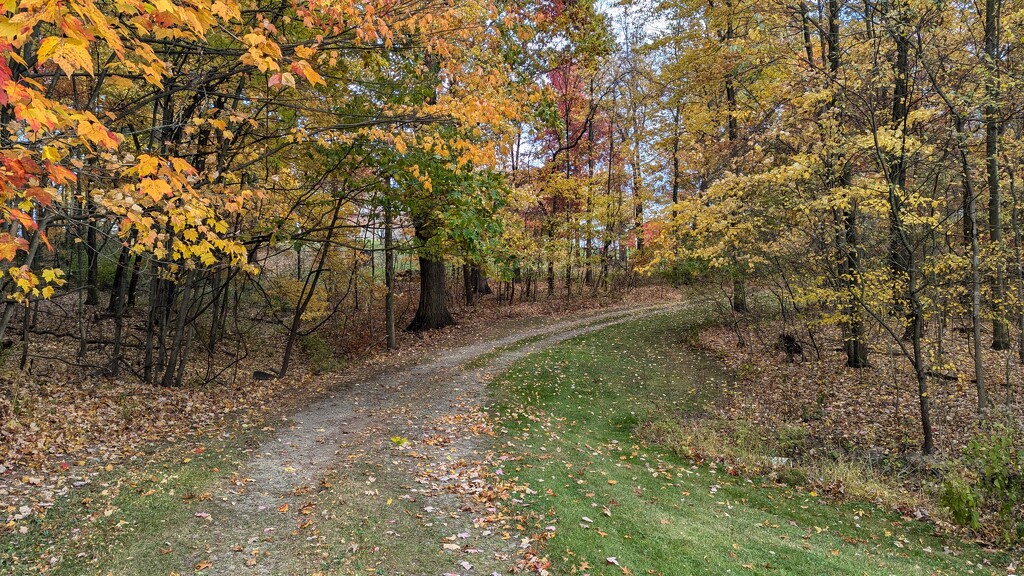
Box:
xmin=473 ymin=265 xmax=491 ymax=295
xmin=408 ymin=254 xmax=454 ymax=331
xmin=466 ymin=264 xmax=491 ymax=296
xmin=408 ymin=224 xmax=454 ymax=332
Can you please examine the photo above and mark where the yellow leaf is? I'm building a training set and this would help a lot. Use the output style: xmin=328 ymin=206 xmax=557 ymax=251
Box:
xmin=41 ymin=146 xmax=61 ymax=162
xmin=140 ymin=179 xmax=171 ymax=202
xmin=136 ymin=155 xmax=160 ymax=177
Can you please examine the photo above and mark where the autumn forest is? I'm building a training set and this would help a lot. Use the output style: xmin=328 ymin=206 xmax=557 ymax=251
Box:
xmin=2 ymin=0 xmax=1024 ymax=572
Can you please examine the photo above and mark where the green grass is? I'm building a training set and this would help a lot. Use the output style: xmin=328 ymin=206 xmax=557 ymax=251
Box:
xmin=488 ymin=310 xmax=1009 ymax=575
xmin=463 ymin=332 xmax=552 ymax=370
xmin=0 ymin=433 xmax=258 ymax=575
xmin=463 ymin=310 xmax=641 ymax=370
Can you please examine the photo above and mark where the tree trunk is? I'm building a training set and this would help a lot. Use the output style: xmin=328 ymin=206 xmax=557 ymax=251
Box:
xmin=473 ymin=265 xmax=491 ymax=295
xmin=985 ymin=0 xmax=1010 ymax=350
xmin=161 ymin=270 xmax=194 ymax=387
xmin=280 ymin=198 xmax=343 ymax=376
xmin=107 ymin=245 xmax=131 ymax=312
xmin=970 ymin=187 xmax=989 ymax=410
xmin=911 ymin=293 xmax=935 ymax=455
xmin=126 ymin=253 xmax=142 ymax=309
xmin=843 ymin=207 xmax=869 ymax=368
xmin=732 ymin=278 xmax=748 ymax=314
xmin=887 ymin=17 xmax=914 ymax=341
xmin=385 ymin=204 xmax=396 ymax=350
xmin=108 ymin=247 xmax=130 ymax=376
xmin=408 ymin=255 xmax=454 ymax=331
xmin=463 ymin=263 xmax=475 ymax=306
xmin=408 ymin=224 xmax=454 ymax=332
xmin=85 ymin=197 xmax=99 ymax=306
xmin=826 ymin=0 xmax=867 ymax=367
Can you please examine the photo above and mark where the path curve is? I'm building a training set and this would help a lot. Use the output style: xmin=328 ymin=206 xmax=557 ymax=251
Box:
xmin=197 ymin=300 xmax=685 ymax=574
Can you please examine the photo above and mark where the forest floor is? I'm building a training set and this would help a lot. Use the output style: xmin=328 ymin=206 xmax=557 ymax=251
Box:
xmin=1 ymin=290 xmax=1015 ymax=575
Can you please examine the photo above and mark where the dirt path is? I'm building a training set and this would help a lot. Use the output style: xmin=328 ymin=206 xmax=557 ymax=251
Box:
xmin=184 ymin=301 xmax=685 ymax=575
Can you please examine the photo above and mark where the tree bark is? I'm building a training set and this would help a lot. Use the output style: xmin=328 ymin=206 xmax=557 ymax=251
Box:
xmin=732 ymin=278 xmax=749 ymax=314
xmin=1008 ymin=168 xmax=1024 ymax=364
xmin=473 ymin=265 xmax=491 ymax=295
xmin=407 ymin=224 xmax=454 ymax=332
xmin=825 ymin=0 xmax=867 ymax=366
xmin=85 ymin=197 xmax=99 ymax=306
xmin=463 ymin=263 xmax=475 ymax=306
xmin=886 ymin=14 xmax=914 ymax=341
xmin=985 ymin=0 xmax=1010 ymax=350
xmin=385 ymin=204 xmax=397 ymax=350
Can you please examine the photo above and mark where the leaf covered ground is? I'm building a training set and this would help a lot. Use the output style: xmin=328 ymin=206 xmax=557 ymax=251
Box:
xmin=698 ymin=318 xmax=1023 ymax=458
xmin=0 ymin=288 xmax=666 ymax=543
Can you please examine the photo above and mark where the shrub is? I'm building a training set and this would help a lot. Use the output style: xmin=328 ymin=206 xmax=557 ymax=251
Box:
xmin=941 ymin=419 xmax=1024 ymax=542
xmin=299 ymin=333 xmax=343 ymax=374
xmin=268 ymin=275 xmax=329 ymax=321
xmin=940 ymin=474 xmax=981 ymax=530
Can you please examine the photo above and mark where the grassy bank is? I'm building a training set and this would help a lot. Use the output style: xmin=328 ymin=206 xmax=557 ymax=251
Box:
xmin=488 ymin=308 xmax=1009 ymax=575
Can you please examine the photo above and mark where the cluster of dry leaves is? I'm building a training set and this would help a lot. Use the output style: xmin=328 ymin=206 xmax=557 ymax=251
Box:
xmin=699 ymin=318 xmax=1023 ymax=459
xmin=405 ymin=406 xmax=556 ymax=575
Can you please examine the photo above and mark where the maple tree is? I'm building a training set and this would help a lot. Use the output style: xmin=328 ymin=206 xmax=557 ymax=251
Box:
xmin=0 ymin=0 xmax=543 ymax=381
